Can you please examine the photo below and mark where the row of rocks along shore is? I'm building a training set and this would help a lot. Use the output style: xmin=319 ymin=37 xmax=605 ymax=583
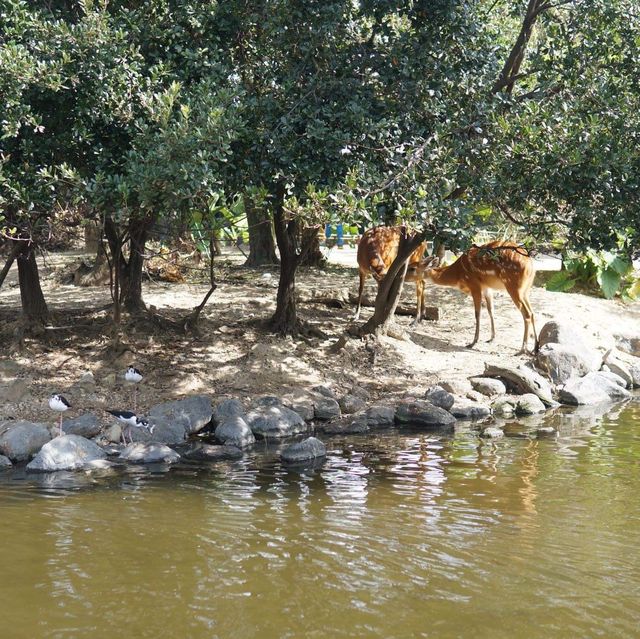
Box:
xmin=0 ymin=320 xmax=639 ymax=473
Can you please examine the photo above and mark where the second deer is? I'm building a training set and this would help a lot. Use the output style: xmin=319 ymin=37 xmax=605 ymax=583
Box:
xmin=355 ymin=226 xmax=438 ymax=324
xmin=409 ymin=240 xmax=539 ymax=353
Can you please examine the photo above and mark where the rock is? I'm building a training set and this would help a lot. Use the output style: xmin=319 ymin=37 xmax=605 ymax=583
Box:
xmin=338 ymin=394 xmax=366 ymax=414
xmin=0 ymin=378 xmax=31 ymax=403
xmin=312 ymin=385 xmax=338 ymax=400
xmin=537 ymin=426 xmax=557 ymax=436
xmin=465 ymin=390 xmax=486 ymax=403
xmin=182 ymin=444 xmax=243 ymax=461
xmin=254 ymin=396 xmax=282 ymax=408
xmin=26 ymin=435 xmax=107 ymax=472
xmin=143 ymin=416 xmax=187 ymax=445
xmin=539 ymin=321 xmax=601 ymax=355
xmin=280 ymin=437 xmax=327 ymax=463
xmin=395 ymin=401 xmax=456 ymax=429
xmin=515 ymin=393 xmax=546 ymax=415
xmin=103 ymin=422 xmax=123 ymax=443
xmin=536 ymin=343 xmax=599 ymax=384
xmin=492 ymin=396 xmax=518 ymax=416
xmin=287 ymin=400 xmax=315 ymax=422
xmin=313 ymin=396 xmax=341 ymax=421
xmin=424 ymin=386 xmax=455 ymax=411
xmin=119 ymin=442 xmax=180 ymax=464
xmin=214 ymin=416 xmax=255 ymax=448
xmin=597 ymin=370 xmax=628 ymax=388
xmin=480 ymin=427 xmax=504 ymax=439
xmin=438 ymin=379 xmax=472 ymax=395
xmin=470 ymin=377 xmax=507 ymax=397
xmin=0 ymin=454 xmax=12 ymax=469
xmin=449 ymin=399 xmax=491 ymax=420
xmin=148 ymin=395 xmax=213 ymax=435
xmin=245 ymin=404 xmax=307 ymax=439
xmin=613 ymin=332 xmax=640 ymax=358
xmin=321 ymin=414 xmax=369 ymax=434
xmin=212 ymin=399 xmax=245 ymax=425
xmin=602 ymin=353 xmax=634 ymax=388
xmin=558 ymin=371 xmax=632 ymax=405
xmin=483 ymin=363 xmax=554 ymax=405
xmin=0 ymin=421 xmax=51 ymax=462
xmin=365 ymin=405 xmax=396 ymax=429
xmin=103 ymin=373 xmax=117 ymax=387
xmin=62 ymin=413 xmax=102 ymax=438
xmin=349 ymin=385 xmax=370 ymax=401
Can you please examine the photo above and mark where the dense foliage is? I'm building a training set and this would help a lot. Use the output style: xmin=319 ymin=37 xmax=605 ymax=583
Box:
xmin=1 ymin=0 xmax=639 ymax=330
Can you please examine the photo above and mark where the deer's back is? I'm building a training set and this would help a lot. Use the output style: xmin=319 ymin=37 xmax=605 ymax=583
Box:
xmin=461 ymin=241 xmax=535 ymax=291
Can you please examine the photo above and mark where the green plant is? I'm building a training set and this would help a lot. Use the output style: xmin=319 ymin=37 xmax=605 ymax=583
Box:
xmin=546 ymin=249 xmax=640 ymax=300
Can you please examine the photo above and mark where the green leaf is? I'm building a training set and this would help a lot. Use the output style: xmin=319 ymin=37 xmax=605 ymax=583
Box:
xmin=545 ymin=271 xmax=576 ymax=292
xmin=597 ymin=268 xmax=621 ymax=299
xmin=609 ymin=256 xmax=632 ymax=276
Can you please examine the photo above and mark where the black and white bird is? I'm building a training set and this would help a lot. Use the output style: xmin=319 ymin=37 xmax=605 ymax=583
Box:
xmin=125 ymin=365 xmax=143 ymax=411
xmin=107 ymin=410 xmax=154 ymax=445
xmin=49 ymin=394 xmax=71 ymax=436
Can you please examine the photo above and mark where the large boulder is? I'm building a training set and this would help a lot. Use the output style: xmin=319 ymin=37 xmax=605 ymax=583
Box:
xmin=0 ymin=421 xmax=51 ymax=462
xmin=119 ymin=442 xmax=180 ymax=464
xmin=148 ymin=395 xmax=213 ymax=435
xmin=395 ymin=401 xmax=456 ymax=429
xmin=424 ymin=386 xmax=455 ymax=411
xmin=280 ymin=437 xmax=327 ymax=463
xmin=214 ymin=415 xmax=255 ymax=448
xmin=536 ymin=343 xmax=599 ymax=384
xmin=558 ymin=371 xmax=632 ymax=405
xmin=483 ymin=363 xmax=554 ymax=405
xmin=245 ymin=402 xmax=307 ymax=439
xmin=145 ymin=416 xmax=187 ymax=445
xmin=62 ymin=413 xmax=102 ymax=438
xmin=26 ymin=435 xmax=107 ymax=472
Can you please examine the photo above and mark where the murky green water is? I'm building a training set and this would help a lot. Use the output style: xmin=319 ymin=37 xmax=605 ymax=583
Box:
xmin=1 ymin=401 xmax=640 ymax=639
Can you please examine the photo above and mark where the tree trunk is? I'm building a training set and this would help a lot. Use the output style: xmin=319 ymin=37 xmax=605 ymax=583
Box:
xmin=17 ymin=243 xmax=49 ymax=326
xmin=122 ymin=220 xmax=149 ymax=313
xmin=270 ymin=183 xmax=299 ymax=335
xmin=0 ymin=240 xmax=22 ymax=290
xmin=245 ymin=198 xmax=278 ymax=266
xmin=84 ymin=220 xmax=100 ymax=253
xmin=298 ymin=226 xmax=326 ymax=267
xmin=359 ymin=232 xmax=424 ymax=336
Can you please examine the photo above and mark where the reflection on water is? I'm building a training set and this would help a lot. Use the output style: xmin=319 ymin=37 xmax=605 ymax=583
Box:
xmin=1 ymin=401 xmax=640 ymax=638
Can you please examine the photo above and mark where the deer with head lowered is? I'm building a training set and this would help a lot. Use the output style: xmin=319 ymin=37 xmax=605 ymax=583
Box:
xmin=355 ymin=226 xmax=439 ymax=324
xmin=408 ymin=240 xmax=539 ymax=353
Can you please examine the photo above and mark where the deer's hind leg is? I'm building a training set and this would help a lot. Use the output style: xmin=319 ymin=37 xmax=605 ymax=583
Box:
xmin=466 ymin=286 xmax=483 ymax=349
xmin=354 ymin=271 xmax=366 ymax=320
xmin=505 ymin=283 xmax=535 ymax=354
xmin=484 ymin=289 xmax=496 ymax=342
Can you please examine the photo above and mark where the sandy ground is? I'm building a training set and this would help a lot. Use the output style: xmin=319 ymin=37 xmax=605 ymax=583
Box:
xmin=1 ymin=246 xmax=639 ymax=426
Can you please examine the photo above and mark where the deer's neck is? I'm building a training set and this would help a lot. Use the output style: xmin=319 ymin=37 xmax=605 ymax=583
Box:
xmin=428 ymin=260 xmax=465 ymax=288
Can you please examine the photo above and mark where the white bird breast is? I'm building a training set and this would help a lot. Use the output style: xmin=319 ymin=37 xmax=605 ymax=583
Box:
xmin=49 ymin=397 xmax=69 ymax=412
xmin=126 ymin=371 xmax=143 ymax=383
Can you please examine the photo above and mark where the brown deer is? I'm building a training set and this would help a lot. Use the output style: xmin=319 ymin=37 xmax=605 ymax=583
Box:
xmin=408 ymin=240 xmax=538 ymax=353
xmin=355 ymin=226 xmax=438 ymax=324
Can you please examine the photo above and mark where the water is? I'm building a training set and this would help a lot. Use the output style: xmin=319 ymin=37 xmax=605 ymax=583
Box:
xmin=1 ymin=401 xmax=640 ymax=639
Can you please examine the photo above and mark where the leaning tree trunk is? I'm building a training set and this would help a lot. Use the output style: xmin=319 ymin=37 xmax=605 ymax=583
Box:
xmin=245 ymin=198 xmax=278 ymax=266
xmin=359 ymin=231 xmax=424 ymax=336
xmin=0 ymin=240 xmax=22 ymax=290
xmin=17 ymin=243 xmax=49 ymax=326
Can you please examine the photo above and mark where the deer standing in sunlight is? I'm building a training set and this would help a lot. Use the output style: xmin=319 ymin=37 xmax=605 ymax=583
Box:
xmin=355 ymin=226 xmax=438 ymax=324
xmin=408 ymin=240 xmax=539 ymax=353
